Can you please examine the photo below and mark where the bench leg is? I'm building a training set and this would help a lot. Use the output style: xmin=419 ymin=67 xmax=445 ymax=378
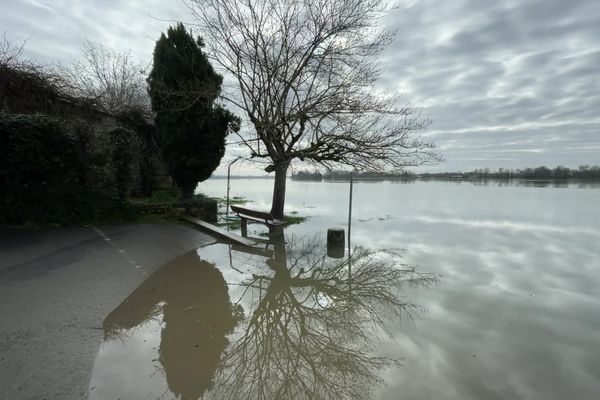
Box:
xmin=241 ymin=218 xmax=248 ymax=237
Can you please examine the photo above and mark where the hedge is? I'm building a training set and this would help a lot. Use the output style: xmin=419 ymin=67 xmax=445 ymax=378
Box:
xmin=0 ymin=112 xmax=136 ymax=225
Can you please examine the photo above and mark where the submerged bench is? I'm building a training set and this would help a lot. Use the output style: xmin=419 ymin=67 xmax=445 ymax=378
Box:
xmin=230 ymin=205 xmax=286 ymax=237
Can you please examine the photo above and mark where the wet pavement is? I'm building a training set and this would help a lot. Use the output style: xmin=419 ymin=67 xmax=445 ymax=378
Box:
xmin=0 ymin=223 xmax=214 ymax=399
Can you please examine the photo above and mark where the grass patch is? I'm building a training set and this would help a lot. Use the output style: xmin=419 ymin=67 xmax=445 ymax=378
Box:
xmin=150 ymin=189 xmax=181 ymax=203
xmin=215 ymin=214 xmax=308 ymax=230
xmin=216 ymin=217 xmax=242 ymax=230
xmin=215 ymin=196 xmax=253 ymax=230
xmin=212 ymin=199 xmax=308 ymax=231
xmin=284 ymin=214 xmax=309 ymax=225
xmin=214 ymin=196 xmax=252 ymax=206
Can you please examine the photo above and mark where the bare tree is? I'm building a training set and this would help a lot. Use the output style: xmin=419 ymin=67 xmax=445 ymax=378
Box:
xmin=0 ymin=33 xmax=26 ymax=68
xmin=1 ymin=34 xmax=76 ymax=111
xmin=187 ymin=0 xmax=442 ymax=218
xmin=2 ymin=36 xmax=149 ymax=115
xmin=63 ymin=41 xmax=150 ymax=115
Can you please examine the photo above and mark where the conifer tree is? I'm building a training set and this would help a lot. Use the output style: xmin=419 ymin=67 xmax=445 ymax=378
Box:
xmin=148 ymin=23 xmax=239 ymax=198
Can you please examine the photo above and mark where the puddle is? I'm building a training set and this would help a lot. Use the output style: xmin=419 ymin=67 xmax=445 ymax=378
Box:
xmin=89 ymin=233 xmax=433 ymax=399
xmin=89 ymin=250 xmax=242 ymax=399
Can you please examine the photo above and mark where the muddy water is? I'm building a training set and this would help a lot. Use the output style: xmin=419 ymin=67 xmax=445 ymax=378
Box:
xmin=89 ymin=232 xmax=431 ymax=399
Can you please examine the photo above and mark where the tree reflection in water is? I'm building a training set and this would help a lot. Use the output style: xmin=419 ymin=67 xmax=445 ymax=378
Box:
xmin=96 ymin=230 xmax=434 ymax=400
xmin=213 ymin=229 xmax=436 ymax=400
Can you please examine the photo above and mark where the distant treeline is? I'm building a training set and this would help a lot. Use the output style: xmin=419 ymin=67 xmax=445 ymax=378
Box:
xmin=420 ymin=165 xmax=600 ymax=180
xmin=291 ymin=165 xmax=600 ymax=181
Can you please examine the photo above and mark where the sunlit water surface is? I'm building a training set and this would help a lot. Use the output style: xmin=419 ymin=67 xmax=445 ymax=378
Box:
xmin=89 ymin=179 xmax=600 ymax=399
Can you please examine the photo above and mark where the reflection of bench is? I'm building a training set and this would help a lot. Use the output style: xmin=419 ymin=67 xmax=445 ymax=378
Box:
xmin=230 ymin=205 xmax=286 ymax=237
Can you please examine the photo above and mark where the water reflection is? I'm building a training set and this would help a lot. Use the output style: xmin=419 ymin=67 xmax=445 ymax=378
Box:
xmin=91 ymin=251 xmax=243 ymax=399
xmin=198 ymin=178 xmax=600 ymax=399
xmin=89 ymin=230 xmax=434 ymax=399
xmin=213 ymin=230 xmax=435 ymax=399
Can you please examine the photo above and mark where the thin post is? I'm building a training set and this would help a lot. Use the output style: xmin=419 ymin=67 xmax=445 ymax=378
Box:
xmin=240 ymin=218 xmax=248 ymax=238
xmin=348 ymin=247 xmax=352 ymax=293
xmin=226 ymin=163 xmax=232 ymax=219
xmin=348 ymin=171 xmax=354 ymax=292
xmin=226 ymin=157 xmax=241 ymax=221
xmin=348 ymin=171 xmax=353 ymax=255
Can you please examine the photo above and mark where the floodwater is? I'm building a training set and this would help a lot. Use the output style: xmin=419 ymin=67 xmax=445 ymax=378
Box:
xmin=89 ymin=179 xmax=600 ymax=399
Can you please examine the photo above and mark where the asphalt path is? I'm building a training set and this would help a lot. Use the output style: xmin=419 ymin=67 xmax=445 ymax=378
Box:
xmin=0 ymin=223 xmax=214 ymax=399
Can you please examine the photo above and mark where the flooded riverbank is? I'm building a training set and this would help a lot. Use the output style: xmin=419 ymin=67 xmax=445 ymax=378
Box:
xmin=90 ymin=232 xmax=434 ymax=399
xmin=82 ymin=178 xmax=600 ymax=399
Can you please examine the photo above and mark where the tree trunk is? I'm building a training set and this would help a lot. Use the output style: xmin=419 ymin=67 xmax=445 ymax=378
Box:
xmin=270 ymin=162 xmax=289 ymax=220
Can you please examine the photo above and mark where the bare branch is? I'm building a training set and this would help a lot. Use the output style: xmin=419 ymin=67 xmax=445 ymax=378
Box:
xmin=1 ymin=34 xmax=81 ymax=110
xmin=187 ymin=0 xmax=441 ymax=171
xmin=0 ymin=33 xmax=27 ymax=67
xmin=61 ymin=41 xmax=151 ymax=116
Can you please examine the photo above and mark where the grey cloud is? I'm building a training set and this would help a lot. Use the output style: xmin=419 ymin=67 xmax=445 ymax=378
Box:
xmin=380 ymin=0 xmax=600 ymax=171
xmin=1 ymin=0 xmax=599 ymax=172
xmin=1 ymin=0 xmax=191 ymax=63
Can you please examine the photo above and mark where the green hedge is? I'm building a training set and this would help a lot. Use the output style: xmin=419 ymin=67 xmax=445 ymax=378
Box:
xmin=0 ymin=112 xmax=136 ymax=225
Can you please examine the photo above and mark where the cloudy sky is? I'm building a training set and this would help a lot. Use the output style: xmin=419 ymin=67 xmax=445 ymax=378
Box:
xmin=2 ymin=0 xmax=599 ymax=173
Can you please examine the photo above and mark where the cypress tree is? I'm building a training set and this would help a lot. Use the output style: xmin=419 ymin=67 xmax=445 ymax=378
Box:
xmin=148 ymin=23 xmax=239 ymax=198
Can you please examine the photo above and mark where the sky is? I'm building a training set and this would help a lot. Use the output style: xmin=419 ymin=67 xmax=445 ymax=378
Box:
xmin=2 ymin=0 xmax=599 ymax=174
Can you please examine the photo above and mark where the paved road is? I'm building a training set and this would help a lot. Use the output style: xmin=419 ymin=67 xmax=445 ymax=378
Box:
xmin=0 ymin=223 xmax=214 ymax=399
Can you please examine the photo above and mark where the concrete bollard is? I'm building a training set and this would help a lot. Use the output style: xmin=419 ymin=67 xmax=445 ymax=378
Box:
xmin=327 ymin=228 xmax=345 ymax=258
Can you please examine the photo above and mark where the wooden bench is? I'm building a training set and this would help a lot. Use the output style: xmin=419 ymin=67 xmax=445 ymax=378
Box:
xmin=230 ymin=205 xmax=286 ymax=237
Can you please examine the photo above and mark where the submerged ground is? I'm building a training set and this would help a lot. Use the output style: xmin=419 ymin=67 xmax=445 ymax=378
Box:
xmin=1 ymin=178 xmax=599 ymax=399
xmin=201 ymin=178 xmax=600 ymax=400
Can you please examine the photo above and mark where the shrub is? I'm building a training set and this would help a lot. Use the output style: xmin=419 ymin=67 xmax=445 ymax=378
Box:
xmin=149 ymin=188 xmax=181 ymax=203
xmin=109 ymin=126 xmax=137 ymax=200
xmin=0 ymin=112 xmax=137 ymax=225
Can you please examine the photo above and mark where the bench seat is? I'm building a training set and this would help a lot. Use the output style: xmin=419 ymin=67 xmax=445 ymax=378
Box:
xmin=237 ymin=214 xmax=286 ymax=226
xmin=230 ymin=205 xmax=287 ymax=236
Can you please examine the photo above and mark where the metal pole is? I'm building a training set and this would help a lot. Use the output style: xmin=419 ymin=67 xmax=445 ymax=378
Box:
xmin=226 ymin=163 xmax=232 ymax=219
xmin=226 ymin=157 xmax=241 ymax=220
xmin=348 ymin=246 xmax=352 ymax=293
xmin=348 ymin=171 xmax=353 ymax=255
xmin=348 ymin=171 xmax=354 ymax=292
